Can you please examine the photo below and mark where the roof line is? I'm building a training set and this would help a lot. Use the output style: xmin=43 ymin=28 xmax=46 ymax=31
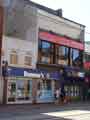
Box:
xmin=25 ymin=0 xmax=85 ymax=27
xmin=63 ymin=17 xmax=85 ymax=27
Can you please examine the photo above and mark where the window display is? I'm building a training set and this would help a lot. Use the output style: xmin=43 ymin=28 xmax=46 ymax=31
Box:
xmin=7 ymin=79 xmax=32 ymax=103
xmin=37 ymin=80 xmax=54 ymax=102
xmin=8 ymin=80 xmax=16 ymax=102
xmin=64 ymin=85 xmax=81 ymax=97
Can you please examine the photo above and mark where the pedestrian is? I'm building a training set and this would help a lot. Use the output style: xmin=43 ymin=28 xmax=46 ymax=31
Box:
xmin=55 ymin=89 xmax=60 ymax=104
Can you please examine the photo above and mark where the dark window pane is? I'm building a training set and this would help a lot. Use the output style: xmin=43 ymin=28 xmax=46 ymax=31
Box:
xmin=38 ymin=40 xmax=54 ymax=64
xmin=71 ymin=48 xmax=83 ymax=67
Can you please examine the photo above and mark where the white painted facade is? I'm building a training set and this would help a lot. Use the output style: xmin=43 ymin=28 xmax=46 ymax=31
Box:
xmin=3 ymin=0 xmax=38 ymax=69
xmin=37 ymin=9 xmax=84 ymax=41
xmin=2 ymin=36 xmax=38 ymax=69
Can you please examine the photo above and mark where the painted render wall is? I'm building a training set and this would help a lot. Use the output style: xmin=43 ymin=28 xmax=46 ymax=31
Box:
xmin=37 ymin=9 xmax=84 ymax=42
xmin=3 ymin=0 xmax=38 ymax=69
xmin=2 ymin=36 xmax=38 ymax=69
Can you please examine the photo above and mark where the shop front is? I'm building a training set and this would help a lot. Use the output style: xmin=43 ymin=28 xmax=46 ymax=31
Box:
xmin=36 ymin=71 xmax=61 ymax=103
xmin=63 ymin=67 xmax=85 ymax=101
xmin=7 ymin=67 xmax=62 ymax=104
xmin=7 ymin=67 xmax=41 ymax=104
xmin=36 ymin=79 xmax=54 ymax=103
xmin=7 ymin=77 xmax=33 ymax=104
xmin=6 ymin=66 xmax=85 ymax=104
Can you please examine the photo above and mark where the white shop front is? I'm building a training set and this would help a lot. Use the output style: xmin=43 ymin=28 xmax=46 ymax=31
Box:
xmin=7 ymin=67 xmax=41 ymax=104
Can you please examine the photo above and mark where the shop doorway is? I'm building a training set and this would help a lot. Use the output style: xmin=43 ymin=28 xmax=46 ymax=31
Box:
xmin=37 ymin=79 xmax=54 ymax=103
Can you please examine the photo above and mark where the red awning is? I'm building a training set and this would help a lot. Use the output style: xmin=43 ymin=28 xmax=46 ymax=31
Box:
xmin=39 ymin=31 xmax=84 ymax=50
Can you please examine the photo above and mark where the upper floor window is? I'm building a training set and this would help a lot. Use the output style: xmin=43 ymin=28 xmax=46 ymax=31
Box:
xmin=56 ymin=45 xmax=69 ymax=65
xmin=38 ymin=40 xmax=54 ymax=64
xmin=24 ymin=52 xmax=32 ymax=66
xmin=71 ymin=48 xmax=83 ymax=67
xmin=10 ymin=50 xmax=18 ymax=64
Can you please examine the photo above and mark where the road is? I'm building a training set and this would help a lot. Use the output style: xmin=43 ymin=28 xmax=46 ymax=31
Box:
xmin=0 ymin=102 xmax=90 ymax=120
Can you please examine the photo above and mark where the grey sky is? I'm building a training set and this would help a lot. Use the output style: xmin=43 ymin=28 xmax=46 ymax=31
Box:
xmin=31 ymin=0 xmax=90 ymax=41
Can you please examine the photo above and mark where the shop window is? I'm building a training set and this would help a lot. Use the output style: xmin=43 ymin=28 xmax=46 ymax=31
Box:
xmin=70 ymin=48 xmax=83 ymax=67
xmin=24 ymin=52 xmax=32 ymax=66
xmin=38 ymin=40 xmax=54 ymax=64
xmin=37 ymin=80 xmax=53 ymax=102
xmin=84 ymin=54 xmax=90 ymax=62
xmin=8 ymin=81 xmax=16 ymax=102
xmin=16 ymin=80 xmax=32 ymax=100
xmin=10 ymin=50 xmax=18 ymax=64
xmin=56 ymin=45 xmax=69 ymax=65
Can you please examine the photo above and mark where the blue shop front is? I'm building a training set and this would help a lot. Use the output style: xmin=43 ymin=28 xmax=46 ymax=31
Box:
xmin=7 ymin=66 xmax=85 ymax=104
xmin=7 ymin=67 xmax=61 ymax=104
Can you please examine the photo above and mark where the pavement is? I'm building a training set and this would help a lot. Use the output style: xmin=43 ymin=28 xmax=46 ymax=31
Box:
xmin=0 ymin=102 xmax=90 ymax=120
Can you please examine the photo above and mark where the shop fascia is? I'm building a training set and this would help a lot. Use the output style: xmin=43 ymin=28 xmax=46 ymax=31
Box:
xmin=66 ymin=71 xmax=85 ymax=78
xmin=24 ymin=71 xmax=50 ymax=79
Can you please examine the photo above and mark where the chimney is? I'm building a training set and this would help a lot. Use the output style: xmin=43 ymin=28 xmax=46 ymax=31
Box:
xmin=56 ymin=9 xmax=63 ymax=17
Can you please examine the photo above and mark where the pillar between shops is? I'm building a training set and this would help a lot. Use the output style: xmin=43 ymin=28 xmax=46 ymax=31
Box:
xmin=32 ymin=79 xmax=37 ymax=104
xmin=3 ymin=76 xmax=7 ymax=104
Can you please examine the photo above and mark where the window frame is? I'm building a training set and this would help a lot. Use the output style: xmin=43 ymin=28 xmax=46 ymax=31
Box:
xmin=38 ymin=40 xmax=54 ymax=64
xmin=70 ymin=48 xmax=83 ymax=67
xmin=10 ymin=50 xmax=18 ymax=65
xmin=55 ymin=45 xmax=69 ymax=65
xmin=24 ymin=52 xmax=32 ymax=66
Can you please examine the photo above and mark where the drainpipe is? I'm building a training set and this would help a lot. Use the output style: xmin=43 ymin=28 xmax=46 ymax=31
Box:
xmin=0 ymin=5 xmax=4 ymax=72
xmin=0 ymin=2 xmax=4 ymax=104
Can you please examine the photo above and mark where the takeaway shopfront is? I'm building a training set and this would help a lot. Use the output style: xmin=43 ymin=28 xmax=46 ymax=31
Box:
xmin=7 ymin=67 xmax=61 ymax=104
xmin=63 ymin=67 xmax=85 ymax=101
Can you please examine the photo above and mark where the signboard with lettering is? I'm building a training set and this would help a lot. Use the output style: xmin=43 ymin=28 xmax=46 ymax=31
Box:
xmin=8 ymin=67 xmax=61 ymax=80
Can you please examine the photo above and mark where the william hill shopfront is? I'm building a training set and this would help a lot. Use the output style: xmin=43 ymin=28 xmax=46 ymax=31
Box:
xmin=7 ymin=67 xmax=61 ymax=104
